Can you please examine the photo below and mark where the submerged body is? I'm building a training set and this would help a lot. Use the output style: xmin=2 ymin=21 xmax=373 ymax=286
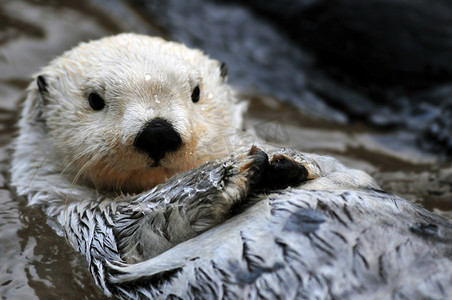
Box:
xmin=10 ymin=34 xmax=452 ymax=299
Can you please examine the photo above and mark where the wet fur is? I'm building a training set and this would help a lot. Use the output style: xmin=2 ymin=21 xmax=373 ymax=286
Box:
xmin=11 ymin=33 xmax=452 ymax=299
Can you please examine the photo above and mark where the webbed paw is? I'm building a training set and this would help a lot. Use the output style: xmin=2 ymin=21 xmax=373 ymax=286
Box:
xmin=187 ymin=146 xmax=269 ymax=230
xmin=115 ymin=147 xmax=317 ymax=262
xmin=257 ymin=153 xmax=310 ymax=190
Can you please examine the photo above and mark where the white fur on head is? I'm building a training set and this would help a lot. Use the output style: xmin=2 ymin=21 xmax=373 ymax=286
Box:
xmin=11 ymin=33 xmax=247 ymax=203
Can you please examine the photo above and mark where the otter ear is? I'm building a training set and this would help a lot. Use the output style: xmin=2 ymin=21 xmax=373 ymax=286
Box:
xmin=220 ymin=62 xmax=228 ymax=79
xmin=36 ymin=75 xmax=48 ymax=94
xmin=35 ymin=74 xmax=51 ymax=107
xmin=22 ymin=74 xmax=51 ymax=124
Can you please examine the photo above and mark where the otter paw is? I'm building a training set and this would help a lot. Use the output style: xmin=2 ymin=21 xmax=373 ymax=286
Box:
xmin=257 ymin=153 xmax=310 ymax=190
xmin=218 ymin=145 xmax=269 ymax=200
xmin=180 ymin=146 xmax=270 ymax=232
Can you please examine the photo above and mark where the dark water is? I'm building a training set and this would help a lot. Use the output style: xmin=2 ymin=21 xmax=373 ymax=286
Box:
xmin=132 ymin=0 xmax=452 ymax=158
xmin=1 ymin=0 xmax=451 ymax=299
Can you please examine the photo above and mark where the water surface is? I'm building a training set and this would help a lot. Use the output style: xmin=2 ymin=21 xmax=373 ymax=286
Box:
xmin=1 ymin=1 xmax=451 ymax=299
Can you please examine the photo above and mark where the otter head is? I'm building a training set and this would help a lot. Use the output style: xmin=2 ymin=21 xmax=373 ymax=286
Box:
xmin=27 ymin=34 xmax=246 ymax=193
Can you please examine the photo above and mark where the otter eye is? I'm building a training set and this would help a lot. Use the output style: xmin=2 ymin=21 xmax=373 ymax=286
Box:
xmin=88 ymin=93 xmax=105 ymax=110
xmin=191 ymin=85 xmax=200 ymax=103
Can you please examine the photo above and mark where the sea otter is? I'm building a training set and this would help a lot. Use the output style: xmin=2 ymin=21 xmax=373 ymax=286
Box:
xmin=10 ymin=33 xmax=452 ymax=299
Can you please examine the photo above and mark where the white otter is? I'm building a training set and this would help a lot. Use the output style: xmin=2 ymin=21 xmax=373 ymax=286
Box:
xmin=11 ymin=33 xmax=376 ymax=219
xmin=12 ymin=34 xmax=414 ymax=299
xmin=12 ymin=33 xmax=248 ymax=198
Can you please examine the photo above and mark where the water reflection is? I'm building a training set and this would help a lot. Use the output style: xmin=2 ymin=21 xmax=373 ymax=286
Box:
xmin=0 ymin=1 xmax=126 ymax=298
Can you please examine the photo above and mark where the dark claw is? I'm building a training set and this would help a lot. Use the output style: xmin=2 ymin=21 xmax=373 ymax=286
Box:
xmin=242 ymin=146 xmax=270 ymax=189
xmin=257 ymin=154 xmax=309 ymax=190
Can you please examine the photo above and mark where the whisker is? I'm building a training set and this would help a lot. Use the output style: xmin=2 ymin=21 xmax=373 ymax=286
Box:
xmin=26 ymin=150 xmax=51 ymax=190
xmin=65 ymin=152 xmax=103 ymax=205
xmin=201 ymin=116 xmax=282 ymax=150
xmin=60 ymin=151 xmax=85 ymax=176
xmin=192 ymin=118 xmax=259 ymax=156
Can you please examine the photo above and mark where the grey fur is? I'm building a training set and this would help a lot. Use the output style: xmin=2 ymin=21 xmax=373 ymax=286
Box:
xmin=10 ymin=34 xmax=452 ymax=299
xmin=55 ymin=149 xmax=452 ymax=299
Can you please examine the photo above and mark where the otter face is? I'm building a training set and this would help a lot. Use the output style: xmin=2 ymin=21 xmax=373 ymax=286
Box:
xmin=32 ymin=34 xmax=245 ymax=193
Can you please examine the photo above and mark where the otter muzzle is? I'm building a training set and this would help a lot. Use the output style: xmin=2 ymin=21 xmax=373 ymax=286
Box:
xmin=134 ymin=118 xmax=183 ymax=165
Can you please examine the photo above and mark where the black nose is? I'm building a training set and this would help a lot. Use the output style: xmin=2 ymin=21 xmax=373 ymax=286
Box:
xmin=134 ymin=118 xmax=183 ymax=164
